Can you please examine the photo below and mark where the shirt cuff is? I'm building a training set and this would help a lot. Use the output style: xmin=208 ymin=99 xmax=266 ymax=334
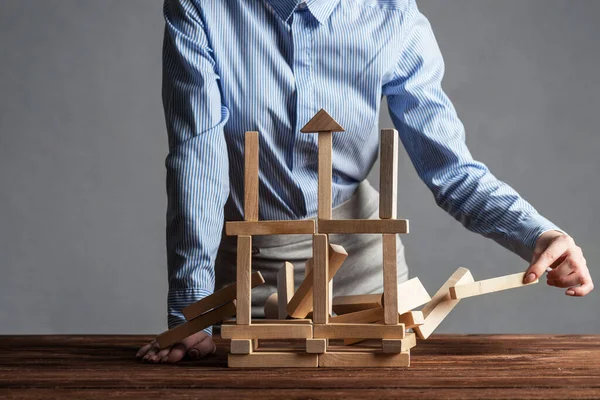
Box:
xmin=504 ymin=213 xmax=565 ymax=262
xmin=168 ymin=288 xmax=214 ymax=336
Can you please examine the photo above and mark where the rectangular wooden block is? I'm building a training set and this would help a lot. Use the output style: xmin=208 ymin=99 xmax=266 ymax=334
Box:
xmin=226 ymin=220 xmax=315 ymax=236
xmin=382 ymin=234 xmax=399 ymax=324
xmin=230 ymin=339 xmax=253 ymax=355
xmin=397 ymin=277 xmax=431 ymax=315
xmin=222 ymin=319 xmax=313 ymax=325
xmin=449 ymin=271 xmax=539 ymax=300
xmin=319 ymin=351 xmax=410 ymax=367
xmin=182 ymin=271 xmax=265 ymax=320
xmin=382 ymin=333 xmax=417 ymax=354
xmin=228 ymin=352 xmax=319 ymax=368
xmin=236 ymin=235 xmax=252 ymax=325
xmin=306 ymin=338 xmax=327 ymax=354
xmin=318 ymin=219 xmax=409 ymax=234
xmin=277 ymin=262 xmax=295 ymax=319
xmin=318 ymin=131 xmax=333 ymax=220
xmin=414 ymin=267 xmax=474 ymax=340
xmin=157 ymin=302 xmax=236 ymax=349
xmin=244 ymin=131 xmax=259 ymax=221
xmin=287 ymin=243 xmax=347 ymax=319
xmin=330 ymin=307 xmax=384 ymax=323
xmin=314 ymin=323 xmax=405 ymax=339
xmin=221 ymin=324 xmax=313 ymax=340
xmin=313 ymin=234 xmax=329 ymax=324
xmin=332 ymin=294 xmax=383 ymax=315
xmin=379 ymin=128 xmax=399 ymax=219
xmin=398 ymin=311 xmax=424 ymax=329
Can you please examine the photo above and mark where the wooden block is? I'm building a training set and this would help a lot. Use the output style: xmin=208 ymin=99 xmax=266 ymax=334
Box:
xmin=230 ymin=339 xmax=253 ymax=355
xmin=304 ymin=258 xmax=312 ymax=277
xmin=306 ymin=338 xmax=327 ymax=354
xmin=332 ymin=294 xmax=383 ymax=315
xmin=300 ymin=108 xmax=345 ymax=133
xmin=228 ymin=352 xmax=318 ymax=368
xmin=277 ymin=262 xmax=295 ymax=319
xmin=382 ymin=234 xmax=399 ymax=324
xmin=318 ymin=219 xmax=409 ymax=234
xmin=330 ymin=306 xmax=383 ymax=323
xmin=414 ymin=267 xmax=474 ymax=340
xmin=226 ymin=220 xmax=315 ymax=236
xmin=382 ymin=333 xmax=417 ymax=354
xmin=263 ymin=292 xmax=278 ymax=320
xmin=287 ymin=243 xmax=347 ymax=318
xmin=244 ymin=131 xmax=259 ymax=221
xmin=314 ymin=323 xmax=405 ymax=339
xmin=379 ymin=129 xmax=398 ymax=219
xmin=182 ymin=271 xmax=265 ymax=320
xmin=236 ymin=235 xmax=252 ymax=325
xmin=319 ymin=351 xmax=410 ymax=367
xmin=313 ymin=234 xmax=329 ymax=324
xmin=318 ymin=131 xmax=333 ymax=220
xmin=397 ymin=277 xmax=431 ymax=315
xmin=449 ymin=271 xmax=539 ymax=300
xmin=222 ymin=319 xmax=313 ymax=325
xmin=221 ymin=324 xmax=313 ymax=340
xmin=398 ymin=311 xmax=424 ymax=329
xmin=156 ymin=302 xmax=236 ymax=349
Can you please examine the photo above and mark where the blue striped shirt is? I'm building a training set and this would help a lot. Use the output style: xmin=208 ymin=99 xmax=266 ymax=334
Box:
xmin=162 ymin=0 xmax=559 ymax=329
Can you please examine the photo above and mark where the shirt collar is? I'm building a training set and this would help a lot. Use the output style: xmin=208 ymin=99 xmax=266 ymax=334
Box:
xmin=266 ymin=0 xmax=340 ymax=25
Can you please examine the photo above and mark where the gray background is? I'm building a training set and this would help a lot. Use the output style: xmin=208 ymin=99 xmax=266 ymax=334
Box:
xmin=0 ymin=0 xmax=597 ymax=334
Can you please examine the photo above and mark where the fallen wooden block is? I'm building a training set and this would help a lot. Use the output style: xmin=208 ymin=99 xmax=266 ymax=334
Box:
xmin=243 ymin=131 xmax=259 ymax=221
xmin=277 ymin=262 xmax=295 ymax=319
xmin=414 ymin=267 xmax=474 ymax=340
xmin=230 ymin=339 xmax=254 ymax=355
xmin=286 ymin=243 xmax=347 ymax=318
xmin=157 ymin=301 xmax=236 ymax=349
xmin=182 ymin=271 xmax=265 ymax=321
xmin=398 ymin=310 xmax=424 ymax=329
xmin=382 ymin=333 xmax=417 ymax=354
xmin=229 ymin=351 xmax=319 ymax=368
xmin=317 ymin=219 xmax=408 ymax=234
xmin=221 ymin=323 xmax=313 ymax=340
xmin=319 ymin=350 xmax=410 ymax=367
xmin=226 ymin=220 xmax=315 ymax=236
xmin=397 ymin=277 xmax=431 ymax=315
xmin=330 ymin=307 xmax=383 ymax=323
xmin=305 ymin=338 xmax=328 ymax=354
xmin=332 ymin=294 xmax=383 ymax=315
xmin=314 ymin=323 xmax=405 ymax=339
xmin=449 ymin=271 xmax=539 ymax=300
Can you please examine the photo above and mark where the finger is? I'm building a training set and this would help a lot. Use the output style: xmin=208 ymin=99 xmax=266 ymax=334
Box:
xmin=155 ymin=348 xmax=171 ymax=363
xmin=136 ymin=343 xmax=153 ymax=360
xmin=547 ymin=272 xmax=581 ymax=288
xmin=187 ymin=336 xmax=216 ymax=360
xmin=142 ymin=345 xmax=160 ymax=363
xmin=566 ymin=274 xmax=594 ymax=297
xmin=546 ymin=259 xmax=576 ymax=281
xmin=165 ymin=343 xmax=188 ymax=364
xmin=525 ymin=237 xmax=573 ymax=283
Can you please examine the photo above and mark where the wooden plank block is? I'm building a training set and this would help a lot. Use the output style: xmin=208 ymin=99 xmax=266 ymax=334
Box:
xmin=397 ymin=277 xmax=431 ymax=315
xmin=300 ymin=109 xmax=345 ymax=133
xmin=379 ymin=129 xmax=398 ymax=219
xmin=332 ymin=294 xmax=383 ymax=315
xmin=330 ymin=307 xmax=383 ymax=323
xmin=319 ymin=351 xmax=410 ymax=367
xmin=398 ymin=311 xmax=424 ymax=329
xmin=318 ymin=131 xmax=333 ymax=220
xmin=156 ymin=302 xmax=236 ymax=349
xmin=382 ymin=234 xmax=399 ymax=324
xmin=287 ymin=244 xmax=347 ymax=319
xmin=230 ymin=339 xmax=253 ymax=355
xmin=228 ymin=352 xmax=318 ymax=368
xmin=414 ymin=267 xmax=474 ymax=340
xmin=182 ymin=271 xmax=265 ymax=320
xmin=263 ymin=292 xmax=278 ymax=320
xmin=313 ymin=234 xmax=329 ymax=324
xmin=236 ymin=235 xmax=252 ymax=325
xmin=277 ymin=262 xmax=295 ymax=319
xmin=305 ymin=338 xmax=327 ymax=354
xmin=449 ymin=271 xmax=539 ymax=300
xmin=222 ymin=319 xmax=312 ymax=325
xmin=244 ymin=131 xmax=259 ymax=221
xmin=314 ymin=323 xmax=405 ymax=339
xmin=318 ymin=219 xmax=409 ymax=234
xmin=382 ymin=333 xmax=416 ymax=354
xmin=226 ymin=220 xmax=315 ymax=236
xmin=220 ymin=324 xmax=313 ymax=340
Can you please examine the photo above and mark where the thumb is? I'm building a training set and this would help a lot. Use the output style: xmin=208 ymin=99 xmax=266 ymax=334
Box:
xmin=187 ymin=335 xmax=216 ymax=360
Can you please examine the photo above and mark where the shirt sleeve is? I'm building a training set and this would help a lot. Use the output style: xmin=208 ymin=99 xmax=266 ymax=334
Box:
xmin=162 ymin=0 xmax=230 ymax=333
xmin=383 ymin=0 xmax=561 ymax=261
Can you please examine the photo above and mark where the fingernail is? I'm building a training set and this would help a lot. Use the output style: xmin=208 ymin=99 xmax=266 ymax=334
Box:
xmin=189 ymin=349 xmax=199 ymax=359
xmin=524 ymin=273 xmax=536 ymax=283
xmin=566 ymin=290 xmax=575 ymax=296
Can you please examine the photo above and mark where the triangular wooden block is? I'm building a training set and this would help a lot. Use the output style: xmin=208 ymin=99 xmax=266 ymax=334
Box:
xmin=300 ymin=109 xmax=345 ymax=133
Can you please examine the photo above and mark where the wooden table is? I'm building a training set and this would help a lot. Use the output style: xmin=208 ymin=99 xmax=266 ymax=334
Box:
xmin=1 ymin=335 xmax=599 ymax=399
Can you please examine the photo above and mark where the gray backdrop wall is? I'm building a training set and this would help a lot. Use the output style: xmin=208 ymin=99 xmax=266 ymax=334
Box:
xmin=1 ymin=0 xmax=598 ymax=334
